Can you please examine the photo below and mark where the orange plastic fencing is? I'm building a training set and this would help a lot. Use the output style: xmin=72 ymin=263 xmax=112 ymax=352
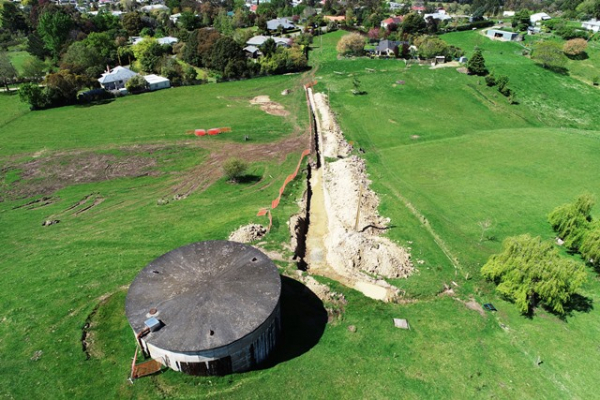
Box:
xmin=257 ymin=149 xmax=311 ymax=232
xmin=193 ymin=127 xmax=232 ymax=137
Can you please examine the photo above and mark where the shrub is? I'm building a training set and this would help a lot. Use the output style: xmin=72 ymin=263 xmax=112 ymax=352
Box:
xmin=125 ymin=74 xmax=148 ymax=94
xmin=485 ymin=74 xmax=496 ymax=86
xmin=563 ymin=38 xmax=588 ymax=58
xmin=336 ymin=33 xmax=365 ymax=56
xmin=223 ymin=158 xmax=248 ymax=182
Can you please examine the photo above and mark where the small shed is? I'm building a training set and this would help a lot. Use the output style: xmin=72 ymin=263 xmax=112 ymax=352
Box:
xmin=486 ymin=29 xmax=518 ymax=41
xmin=144 ymin=74 xmax=170 ymax=91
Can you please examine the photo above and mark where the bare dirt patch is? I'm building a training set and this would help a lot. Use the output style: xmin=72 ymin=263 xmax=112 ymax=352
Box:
xmin=169 ymin=133 xmax=308 ymax=198
xmin=250 ymin=95 xmax=290 ymax=117
xmin=1 ymin=149 xmax=159 ymax=200
xmin=430 ymin=61 xmax=460 ymax=69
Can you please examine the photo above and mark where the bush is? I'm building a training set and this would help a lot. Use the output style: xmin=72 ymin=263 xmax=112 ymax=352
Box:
xmin=485 ymin=74 xmax=496 ymax=86
xmin=336 ymin=33 xmax=365 ymax=56
xmin=223 ymin=158 xmax=248 ymax=182
xmin=125 ymin=74 xmax=148 ymax=94
xmin=563 ymin=38 xmax=588 ymax=58
xmin=481 ymin=234 xmax=587 ymax=315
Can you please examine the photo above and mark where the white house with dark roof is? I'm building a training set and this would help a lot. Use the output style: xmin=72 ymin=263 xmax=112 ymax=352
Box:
xmin=98 ymin=66 xmax=138 ymax=90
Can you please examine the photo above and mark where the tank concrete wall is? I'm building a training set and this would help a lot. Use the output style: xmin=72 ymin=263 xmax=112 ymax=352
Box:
xmin=139 ymin=302 xmax=281 ymax=375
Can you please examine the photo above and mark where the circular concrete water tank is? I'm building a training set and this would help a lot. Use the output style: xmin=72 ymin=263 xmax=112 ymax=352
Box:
xmin=125 ymin=241 xmax=281 ymax=376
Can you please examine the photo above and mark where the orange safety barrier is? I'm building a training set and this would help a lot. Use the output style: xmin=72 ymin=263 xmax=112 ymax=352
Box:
xmin=194 ymin=129 xmax=206 ymax=136
xmin=207 ymin=128 xmax=220 ymax=135
xmin=257 ymin=149 xmax=311 ymax=232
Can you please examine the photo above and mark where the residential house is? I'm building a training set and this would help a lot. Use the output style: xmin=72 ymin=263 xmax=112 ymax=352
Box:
xmin=98 ymin=66 xmax=138 ymax=90
xmin=503 ymin=11 xmax=515 ymax=17
xmin=582 ymin=19 xmax=600 ymax=33
xmin=267 ymin=17 xmax=296 ymax=31
xmin=323 ymin=15 xmax=346 ymax=23
xmin=380 ymin=17 xmax=403 ymax=29
xmin=141 ymin=4 xmax=169 ymax=12
xmin=376 ymin=39 xmax=402 ymax=56
xmin=530 ymin=12 xmax=551 ymax=24
xmin=157 ymin=36 xmax=178 ymax=45
xmin=243 ymin=45 xmax=261 ymax=59
xmin=424 ymin=12 xmax=451 ymax=22
xmin=246 ymin=35 xmax=291 ymax=48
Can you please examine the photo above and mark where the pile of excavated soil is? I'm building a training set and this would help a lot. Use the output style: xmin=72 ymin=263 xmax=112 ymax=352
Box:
xmin=307 ymin=89 xmax=413 ymax=282
xmin=228 ymin=224 xmax=267 ymax=243
xmin=312 ymin=93 xmax=353 ymax=159
xmin=250 ymin=95 xmax=290 ymax=117
xmin=322 ymin=156 xmax=412 ymax=279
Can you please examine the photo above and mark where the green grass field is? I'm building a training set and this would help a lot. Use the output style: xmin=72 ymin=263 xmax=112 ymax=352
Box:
xmin=1 ymin=29 xmax=600 ymax=399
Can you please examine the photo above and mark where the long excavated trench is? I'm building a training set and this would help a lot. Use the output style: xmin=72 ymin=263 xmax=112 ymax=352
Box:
xmin=291 ymin=88 xmax=413 ymax=302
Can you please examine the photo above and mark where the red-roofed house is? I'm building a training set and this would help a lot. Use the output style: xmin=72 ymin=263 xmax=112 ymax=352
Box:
xmin=411 ymin=5 xmax=426 ymax=12
xmin=380 ymin=16 xmax=403 ymax=29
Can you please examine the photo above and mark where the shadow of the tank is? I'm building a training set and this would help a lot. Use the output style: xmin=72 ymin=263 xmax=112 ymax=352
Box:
xmin=257 ymin=275 xmax=328 ymax=370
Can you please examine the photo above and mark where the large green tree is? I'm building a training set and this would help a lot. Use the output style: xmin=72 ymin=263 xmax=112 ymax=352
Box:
xmin=580 ymin=224 xmax=600 ymax=268
xmin=532 ymin=40 xmax=568 ymax=71
xmin=0 ymin=52 xmax=18 ymax=91
xmin=209 ymin=36 xmax=244 ymax=74
xmin=1 ymin=2 xmax=30 ymax=33
xmin=548 ymin=194 xmax=594 ymax=251
xmin=467 ymin=48 xmax=488 ymax=76
xmin=60 ymin=42 xmax=105 ymax=79
xmin=402 ymin=13 xmax=426 ymax=34
xmin=481 ymin=235 xmax=587 ymax=315
xmin=37 ymin=10 xmax=73 ymax=61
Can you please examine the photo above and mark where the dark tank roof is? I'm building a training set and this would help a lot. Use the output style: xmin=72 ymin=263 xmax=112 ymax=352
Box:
xmin=125 ymin=241 xmax=281 ymax=352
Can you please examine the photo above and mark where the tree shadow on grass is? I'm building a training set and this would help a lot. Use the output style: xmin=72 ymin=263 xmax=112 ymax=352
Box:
xmin=535 ymin=63 xmax=569 ymax=76
xmin=237 ymin=174 xmax=262 ymax=184
xmin=75 ymin=98 xmax=116 ymax=108
xmin=258 ymin=276 xmax=327 ymax=370
xmin=559 ymin=293 xmax=593 ymax=320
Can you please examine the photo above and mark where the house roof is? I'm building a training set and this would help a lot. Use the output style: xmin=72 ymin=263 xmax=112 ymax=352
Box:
xmin=144 ymin=74 xmax=169 ymax=85
xmin=382 ymin=17 xmax=402 ymax=25
xmin=424 ymin=12 xmax=451 ymax=21
xmin=376 ymin=40 xmax=405 ymax=52
xmin=324 ymin=15 xmax=346 ymax=21
xmin=267 ymin=17 xmax=295 ymax=30
xmin=246 ymin=35 xmax=290 ymax=47
xmin=157 ymin=36 xmax=178 ymax=45
xmin=98 ymin=66 xmax=138 ymax=84
xmin=582 ymin=19 xmax=600 ymax=26
xmin=244 ymin=45 xmax=260 ymax=53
